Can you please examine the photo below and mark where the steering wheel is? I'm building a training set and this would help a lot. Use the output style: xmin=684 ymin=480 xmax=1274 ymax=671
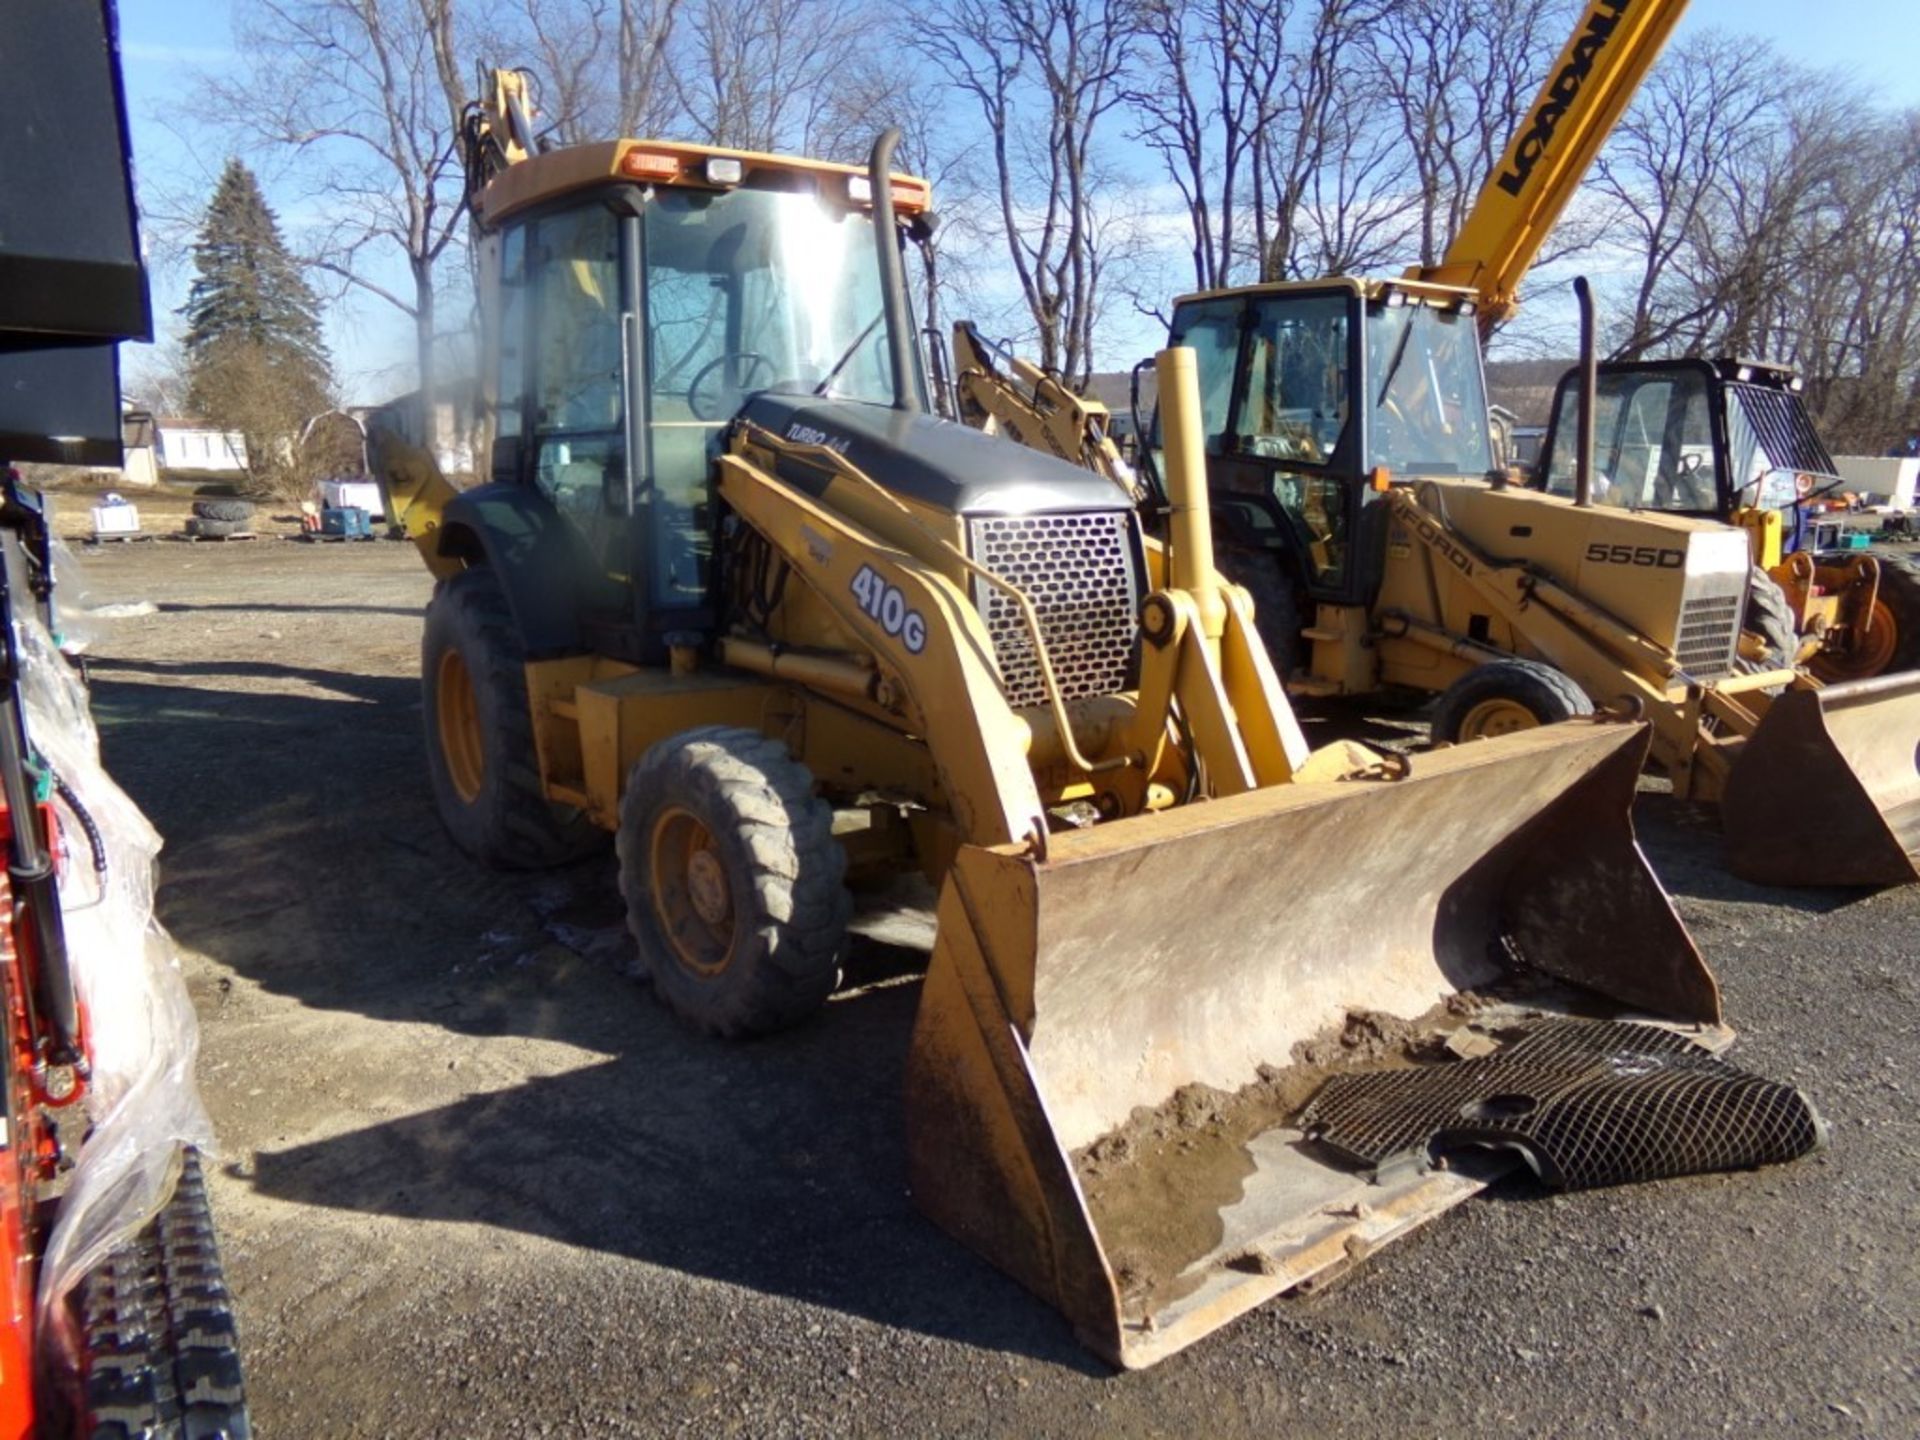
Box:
xmin=687 ymin=351 xmax=775 ymax=421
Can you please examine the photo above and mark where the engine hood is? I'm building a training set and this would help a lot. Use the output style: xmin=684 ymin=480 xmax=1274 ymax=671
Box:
xmin=738 ymin=392 xmax=1135 ymax=515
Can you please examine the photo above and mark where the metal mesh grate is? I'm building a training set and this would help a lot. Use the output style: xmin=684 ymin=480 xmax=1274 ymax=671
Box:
xmin=1299 ymin=1019 xmax=1826 ymax=1191
xmin=968 ymin=511 xmax=1140 ymax=709
xmin=1730 ymin=384 xmax=1838 ymax=478
xmin=1675 ymin=592 xmax=1742 ymax=679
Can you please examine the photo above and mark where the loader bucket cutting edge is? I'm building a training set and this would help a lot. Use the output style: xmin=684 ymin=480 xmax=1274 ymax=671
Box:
xmin=1721 ymin=672 xmax=1920 ymax=888
xmin=903 ymin=720 xmax=1720 ymax=1368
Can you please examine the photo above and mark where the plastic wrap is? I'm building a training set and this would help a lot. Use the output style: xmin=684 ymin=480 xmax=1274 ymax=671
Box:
xmin=7 ymin=540 xmax=214 ymax=1364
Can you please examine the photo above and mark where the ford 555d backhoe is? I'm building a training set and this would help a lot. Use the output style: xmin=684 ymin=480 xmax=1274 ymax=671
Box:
xmin=373 ymin=72 xmax=1738 ymax=1367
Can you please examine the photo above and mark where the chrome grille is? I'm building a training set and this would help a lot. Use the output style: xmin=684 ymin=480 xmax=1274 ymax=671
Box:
xmin=1675 ymin=592 xmax=1742 ymax=679
xmin=968 ymin=511 xmax=1140 ymax=709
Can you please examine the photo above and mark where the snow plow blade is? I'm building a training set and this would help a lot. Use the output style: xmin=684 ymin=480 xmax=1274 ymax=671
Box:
xmin=903 ymin=720 xmax=1720 ymax=1369
xmin=1721 ymin=672 xmax=1920 ymax=888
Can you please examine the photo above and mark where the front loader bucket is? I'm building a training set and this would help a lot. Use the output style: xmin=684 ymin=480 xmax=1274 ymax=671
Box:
xmin=904 ymin=721 xmax=1720 ymax=1368
xmin=1720 ymin=672 xmax=1920 ymax=888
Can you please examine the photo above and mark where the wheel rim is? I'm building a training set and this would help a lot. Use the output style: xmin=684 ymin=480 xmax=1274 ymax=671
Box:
xmin=436 ymin=649 xmax=486 ymax=803
xmin=1457 ymin=697 xmax=1541 ymax=740
xmin=1810 ymin=598 xmax=1898 ymax=682
xmin=650 ymin=806 xmax=737 ymax=976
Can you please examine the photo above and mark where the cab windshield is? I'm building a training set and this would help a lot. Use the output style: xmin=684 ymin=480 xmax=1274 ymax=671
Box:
xmin=644 ymin=186 xmax=901 ymax=416
xmin=639 ymin=186 xmax=908 ymax=606
xmin=1365 ymin=301 xmax=1492 ymax=475
xmin=1541 ymin=368 xmax=1726 ymax=512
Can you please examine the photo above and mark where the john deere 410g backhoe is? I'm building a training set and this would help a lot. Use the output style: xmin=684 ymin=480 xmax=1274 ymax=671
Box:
xmin=956 ymin=0 xmax=1920 ymax=888
xmin=374 ymin=71 xmax=1731 ymax=1368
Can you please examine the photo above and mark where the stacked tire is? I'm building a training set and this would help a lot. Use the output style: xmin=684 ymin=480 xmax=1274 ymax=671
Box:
xmin=184 ymin=499 xmax=255 ymax=540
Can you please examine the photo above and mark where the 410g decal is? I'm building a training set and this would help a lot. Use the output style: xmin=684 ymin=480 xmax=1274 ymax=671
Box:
xmin=850 ymin=564 xmax=927 ymax=653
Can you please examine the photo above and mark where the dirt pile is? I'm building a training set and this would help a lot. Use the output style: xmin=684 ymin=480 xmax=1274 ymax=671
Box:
xmin=1073 ymin=1004 xmax=1476 ymax=1311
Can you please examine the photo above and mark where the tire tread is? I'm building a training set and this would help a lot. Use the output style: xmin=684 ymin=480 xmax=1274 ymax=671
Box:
xmin=618 ymin=725 xmax=850 ymax=1037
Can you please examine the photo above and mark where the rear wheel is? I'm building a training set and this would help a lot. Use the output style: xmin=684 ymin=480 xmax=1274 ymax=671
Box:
xmin=1216 ymin=543 xmax=1304 ymax=679
xmin=619 ymin=726 xmax=850 ymax=1037
xmin=420 ymin=568 xmax=604 ymax=868
xmin=1431 ymin=658 xmax=1593 ymax=743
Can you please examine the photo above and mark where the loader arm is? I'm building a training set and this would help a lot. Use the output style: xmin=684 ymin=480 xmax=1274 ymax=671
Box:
xmin=713 ymin=444 xmax=1049 ymax=852
xmin=1415 ymin=0 xmax=1689 ymax=332
xmin=368 ymin=430 xmax=464 ymax=581
xmin=950 ymin=321 xmax=1144 ymax=502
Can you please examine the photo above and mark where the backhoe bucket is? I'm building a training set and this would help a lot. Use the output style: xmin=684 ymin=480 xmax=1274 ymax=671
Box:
xmin=905 ymin=721 xmax=1720 ymax=1368
xmin=1720 ymin=672 xmax=1920 ymax=888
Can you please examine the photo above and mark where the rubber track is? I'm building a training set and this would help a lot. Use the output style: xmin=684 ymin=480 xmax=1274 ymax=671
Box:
xmin=77 ymin=1148 xmax=252 ymax=1440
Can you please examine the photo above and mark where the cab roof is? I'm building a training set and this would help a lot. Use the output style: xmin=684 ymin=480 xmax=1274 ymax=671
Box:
xmin=1171 ymin=276 xmax=1478 ymax=310
xmin=480 ymin=139 xmax=931 ymax=226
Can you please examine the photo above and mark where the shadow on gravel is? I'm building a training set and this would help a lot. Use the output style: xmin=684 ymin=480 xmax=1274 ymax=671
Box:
xmin=244 ymin=977 xmax=1104 ymax=1371
xmin=1627 ymin=791 xmax=1864 ymax=915
xmin=155 ymin=601 xmax=424 ymax=618
xmin=89 ymin=659 xmax=1103 ymax=1369
xmin=88 ymin=652 xmax=1881 ymax=1372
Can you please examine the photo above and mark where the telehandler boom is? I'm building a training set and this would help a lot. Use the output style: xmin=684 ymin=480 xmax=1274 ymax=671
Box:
xmin=375 ymin=70 xmax=1727 ymax=1367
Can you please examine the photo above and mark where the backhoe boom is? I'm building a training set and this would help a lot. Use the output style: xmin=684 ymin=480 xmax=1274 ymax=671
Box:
xmin=1416 ymin=0 xmax=1688 ymax=331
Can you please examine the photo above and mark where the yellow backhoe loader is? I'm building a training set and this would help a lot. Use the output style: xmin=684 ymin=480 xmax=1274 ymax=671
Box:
xmin=373 ymin=71 xmax=1730 ymax=1368
xmin=1532 ymin=355 xmax=1920 ymax=682
xmin=959 ymin=0 xmax=1920 ymax=888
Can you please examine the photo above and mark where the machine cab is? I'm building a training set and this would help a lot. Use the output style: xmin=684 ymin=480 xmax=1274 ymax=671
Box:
xmin=1534 ymin=358 xmax=1840 ymax=546
xmin=483 ymin=143 xmax=929 ymax=661
xmin=1161 ymin=279 xmax=1494 ymax=605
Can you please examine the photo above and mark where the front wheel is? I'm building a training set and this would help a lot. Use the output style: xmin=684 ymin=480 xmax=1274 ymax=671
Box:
xmin=618 ymin=726 xmax=850 ymax=1037
xmin=1809 ymin=553 xmax=1920 ymax=681
xmin=1430 ymin=658 xmax=1593 ymax=743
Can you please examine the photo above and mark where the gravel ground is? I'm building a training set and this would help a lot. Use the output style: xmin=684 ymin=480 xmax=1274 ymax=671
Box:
xmin=63 ymin=535 xmax=1920 ymax=1439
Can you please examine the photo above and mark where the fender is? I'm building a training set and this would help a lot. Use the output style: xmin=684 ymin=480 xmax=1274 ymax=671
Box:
xmin=435 ymin=484 xmax=616 ymax=655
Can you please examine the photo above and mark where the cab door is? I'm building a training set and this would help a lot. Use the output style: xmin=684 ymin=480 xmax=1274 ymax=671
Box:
xmin=522 ymin=203 xmax=633 ymax=582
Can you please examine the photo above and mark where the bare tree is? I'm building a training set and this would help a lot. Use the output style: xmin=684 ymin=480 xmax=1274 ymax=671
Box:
xmin=209 ymin=0 xmax=471 ymax=434
xmin=1589 ymin=30 xmax=1788 ymax=359
xmin=122 ymin=342 xmax=194 ymax=420
xmin=490 ymin=0 xmax=684 ymax=145
xmin=1124 ymin=0 xmax=1289 ymax=291
xmin=919 ymin=0 xmax=1139 ymax=385
xmin=1365 ymin=0 xmax=1574 ymax=270
xmin=1585 ymin=33 xmax=1920 ymax=451
xmin=1123 ymin=0 xmax=1411 ymax=296
xmin=672 ymin=0 xmax=881 ymax=154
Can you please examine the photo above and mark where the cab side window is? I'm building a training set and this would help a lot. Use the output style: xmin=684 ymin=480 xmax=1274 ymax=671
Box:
xmin=526 ymin=207 xmax=626 ymax=548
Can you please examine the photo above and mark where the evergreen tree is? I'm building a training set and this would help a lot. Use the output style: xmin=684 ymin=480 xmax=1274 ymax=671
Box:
xmin=181 ymin=160 xmax=334 ymax=491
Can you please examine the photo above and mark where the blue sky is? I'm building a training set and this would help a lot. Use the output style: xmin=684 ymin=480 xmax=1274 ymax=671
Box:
xmin=118 ymin=0 xmax=1920 ymax=402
